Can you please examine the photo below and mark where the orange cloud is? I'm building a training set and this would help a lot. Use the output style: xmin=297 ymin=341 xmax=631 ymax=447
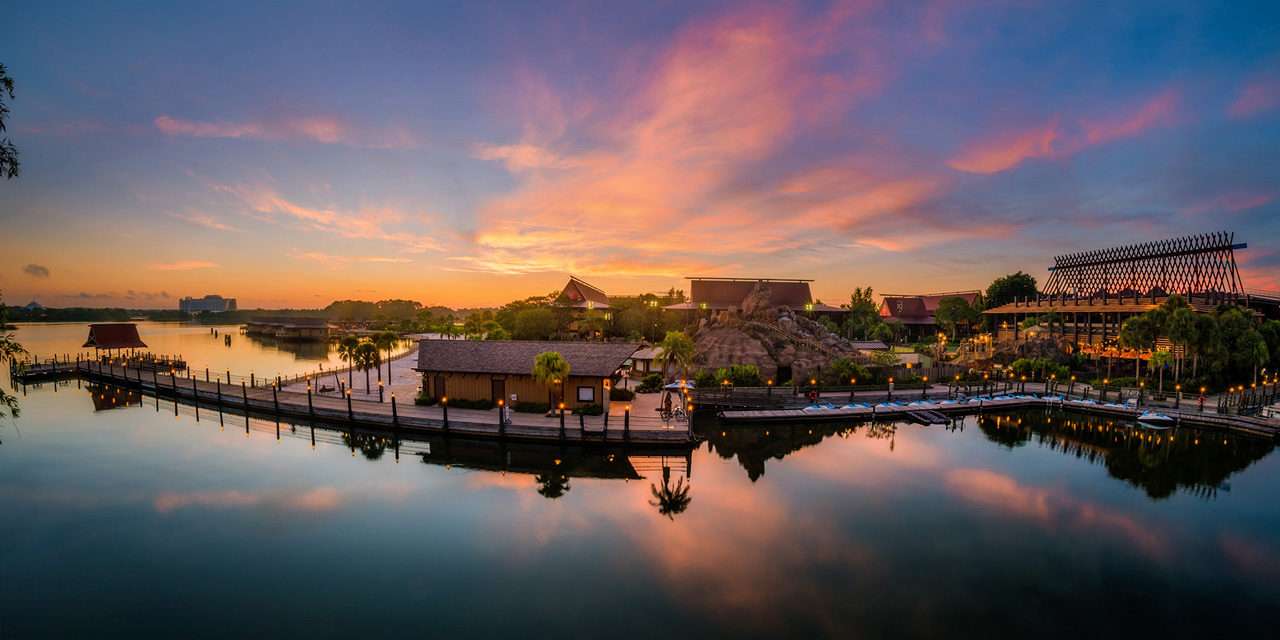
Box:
xmin=170 ymin=212 xmax=241 ymax=232
xmin=1228 ymin=76 xmax=1280 ymax=119
xmin=466 ymin=3 xmax=909 ymax=276
xmin=147 ymin=260 xmax=219 ymax=271
xmin=153 ymin=487 xmax=345 ymax=513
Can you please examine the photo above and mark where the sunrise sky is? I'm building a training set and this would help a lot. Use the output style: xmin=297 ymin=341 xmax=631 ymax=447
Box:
xmin=2 ymin=1 xmax=1279 ymax=309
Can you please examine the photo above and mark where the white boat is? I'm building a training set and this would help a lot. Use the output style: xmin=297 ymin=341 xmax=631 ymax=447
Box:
xmin=1137 ymin=412 xmax=1176 ymax=429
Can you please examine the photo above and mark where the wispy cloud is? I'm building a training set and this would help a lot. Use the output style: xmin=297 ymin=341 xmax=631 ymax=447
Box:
xmin=949 ymin=88 xmax=1180 ymax=174
xmin=170 ymin=212 xmax=241 ymax=232
xmin=465 ymin=3 xmax=918 ymax=276
xmin=154 ymin=115 xmax=418 ymax=149
xmin=213 ymin=182 xmax=445 ymax=253
xmin=1228 ymin=76 xmax=1280 ymax=119
xmin=288 ymin=249 xmax=413 ymax=268
xmin=147 ymin=260 xmax=219 ymax=271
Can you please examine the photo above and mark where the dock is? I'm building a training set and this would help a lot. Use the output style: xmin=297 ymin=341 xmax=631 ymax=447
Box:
xmin=719 ymin=395 xmax=1280 ymax=440
xmin=31 ymin=359 xmax=699 ymax=448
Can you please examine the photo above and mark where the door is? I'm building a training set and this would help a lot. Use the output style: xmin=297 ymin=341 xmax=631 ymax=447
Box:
xmin=491 ymin=378 xmax=506 ymax=404
xmin=433 ymin=374 xmax=446 ymax=400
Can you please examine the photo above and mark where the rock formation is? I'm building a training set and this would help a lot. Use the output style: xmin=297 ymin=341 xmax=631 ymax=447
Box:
xmin=691 ymin=282 xmax=866 ymax=381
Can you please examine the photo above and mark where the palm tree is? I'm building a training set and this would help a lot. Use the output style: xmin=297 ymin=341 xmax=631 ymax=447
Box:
xmin=656 ymin=331 xmax=695 ymax=382
xmin=1119 ymin=316 xmax=1156 ymax=381
xmin=1150 ymin=349 xmax=1172 ymax=395
xmin=374 ymin=330 xmax=398 ymax=380
xmin=1166 ymin=307 xmax=1197 ymax=384
xmin=337 ymin=336 xmax=361 ymax=391
xmin=532 ymin=351 xmax=571 ymax=411
xmin=649 ymin=475 xmax=692 ymax=519
xmin=535 ymin=472 xmax=570 ymax=499
xmin=355 ymin=341 xmax=380 ymax=393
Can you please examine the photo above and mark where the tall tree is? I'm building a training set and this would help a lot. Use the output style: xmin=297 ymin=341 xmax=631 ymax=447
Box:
xmin=1119 ymin=315 xmax=1157 ymax=380
xmin=354 ymin=341 xmax=380 ymax=392
xmin=0 ymin=63 xmax=19 ymax=179
xmin=1 ymin=295 xmax=27 ymax=418
xmin=656 ymin=331 xmax=696 ymax=382
xmin=984 ymin=272 xmax=1038 ymax=309
xmin=532 ymin=351 xmax=571 ymax=410
xmin=1165 ymin=306 xmax=1197 ymax=384
xmin=337 ymin=336 xmax=360 ymax=391
xmin=842 ymin=287 xmax=881 ymax=340
xmin=935 ymin=296 xmax=979 ymax=339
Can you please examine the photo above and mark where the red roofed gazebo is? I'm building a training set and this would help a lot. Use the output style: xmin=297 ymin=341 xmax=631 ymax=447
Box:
xmin=83 ymin=323 xmax=148 ymax=353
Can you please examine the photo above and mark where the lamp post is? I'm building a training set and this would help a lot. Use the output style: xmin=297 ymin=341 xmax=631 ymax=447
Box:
xmin=887 ymin=376 xmax=894 ymax=401
xmin=441 ymin=396 xmax=449 ymax=431
xmin=850 ymin=378 xmax=857 ymax=402
xmin=767 ymin=378 xmax=774 ymax=397
xmin=1174 ymin=383 xmax=1181 ymax=409
xmin=1199 ymin=387 xmax=1206 ymax=413
xmin=1069 ymin=375 xmax=1076 ymax=399
xmin=558 ymin=402 xmax=566 ymax=439
xmin=921 ymin=375 xmax=928 ymax=399
xmin=1138 ymin=380 xmax=1145 ymax=407
xmin=1102 ymin=378 xmax=1109 ymax=402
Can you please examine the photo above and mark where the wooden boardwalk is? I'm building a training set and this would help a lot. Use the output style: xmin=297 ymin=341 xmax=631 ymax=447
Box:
xmin=71 ymin=361 xmax=698 ymax=447
xmin=720 ymin=395 xmax=1280 ymax=440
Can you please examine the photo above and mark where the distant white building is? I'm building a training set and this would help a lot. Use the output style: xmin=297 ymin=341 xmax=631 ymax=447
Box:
xmin=22 ymin=301 xmax=44 ymax=311
xmin=179 ymin=295 xmax=237 ymax=314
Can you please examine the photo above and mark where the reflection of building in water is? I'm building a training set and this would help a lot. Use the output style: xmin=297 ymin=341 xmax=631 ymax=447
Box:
xmin=85 ymin=383 xmax=142 ymax=411
xmin=704 ymin=421 xmax=877 ymax=482
xmin=977 ymin=410 xmax=1274 ymax=499
xmin=241 ymin=332 xmax=334 ymax=361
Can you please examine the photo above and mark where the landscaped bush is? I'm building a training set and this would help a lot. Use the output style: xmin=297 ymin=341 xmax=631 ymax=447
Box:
xmin=714 ymin=364 xmax=762 ymax=387
xmin=609 ymin=386 xmax=635 ymax=401
xmin=572 ymin=403 xmax=603 ymax=416
xmin=414 ymin=393 xmax=437 ymax=406
xmin=821 ymin=357 xmax=871 ymax=386
xmin=514 ymin=401 xmax=550 ymax=413
xmin=636 ymin=373 xmax=663 ymax=393
xmin=693 ymin=370 xmax=718 ymax=389
xmin=445 ymin=398 xmax=494 ymax=410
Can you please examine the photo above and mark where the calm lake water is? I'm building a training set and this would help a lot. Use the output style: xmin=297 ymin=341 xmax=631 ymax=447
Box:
xmin=2 ymin=323 xmax=1279 ymax=638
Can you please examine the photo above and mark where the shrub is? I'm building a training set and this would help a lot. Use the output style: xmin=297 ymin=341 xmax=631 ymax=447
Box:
xmin=714 ymin=364 xmax=762 ymax=387
xmin=572 ymin=403 xmax=603 ymax=416
xmin=445 ymin=398 xmax=494 ymax=410
xmin=514 ymin=401 xmax=549 ymax=413
xmin=822 ymin=357 xmax=871 ymax=386
xmin=414 ymin=394 xmax=438 ymax=406
xmin=610 ymin=386 xmax=635 ymax=401
xmin=693 ymin=370 xmax=718 ymax=389
xmin=636 ymin=373 xmax=663 ymax=393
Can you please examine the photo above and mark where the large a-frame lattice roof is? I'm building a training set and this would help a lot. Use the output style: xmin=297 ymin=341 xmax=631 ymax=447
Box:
xmin=1042 ymin=231 xmax=1247 ymax=298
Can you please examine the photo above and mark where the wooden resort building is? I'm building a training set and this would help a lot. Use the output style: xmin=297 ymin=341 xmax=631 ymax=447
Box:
xmin=414 ymin=339 xmax=640 ymax=411
xmin=879 ymin=290 xmax=982 ymax=340
xmin=244 ymin=317 xmax=331 ymax=341
xmin=83 ymin=323 xmax=148 ymax=355
xmin=983 ymin=231 xmax=1269 ymax=361
xmin=664 ymin=278 xmax=842 ymax=315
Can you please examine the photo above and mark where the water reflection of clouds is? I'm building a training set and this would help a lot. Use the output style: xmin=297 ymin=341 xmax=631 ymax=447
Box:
xmin=945 ymin=468 xmax=1168 ymax=559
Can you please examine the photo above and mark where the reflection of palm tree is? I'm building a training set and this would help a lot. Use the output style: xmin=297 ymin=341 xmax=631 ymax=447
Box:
xmin=342 ymin=432 xmax=388 ymax=460
xmin=535 ymin=472 xmax=570 ymax=499
xmin=649 ymin=476 xmax=691 ymax=519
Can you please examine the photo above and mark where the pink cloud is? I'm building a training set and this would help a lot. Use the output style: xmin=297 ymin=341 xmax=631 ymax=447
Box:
xmin=465 ymin=3 xmax=925 ymax=276
xmin=1228 ymin=77 xmax=1280 ymax=119
xmin=155 ymin=114 xmax=418 ymax=149
xmin=170 ymin=211 xmax=241 ymax=232
xmin=946 ymin=468 xmax=1168 ymax=558
xmin=947 ymin=119 xmax=1060 ymax=174
xmin=1080 ymin=88 xmax=1180 ymax=146
xmin=949 ymin=88 xmax=1180 ymax=174
xmin=214 ymin=182 xmax=444 ymax=253
xmin=1181 ymin=190 xmax=1276 ymax=216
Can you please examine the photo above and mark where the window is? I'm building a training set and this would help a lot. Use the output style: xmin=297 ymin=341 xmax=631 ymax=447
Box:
xmin=577 ymin=386 xmax=595 ymax=402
